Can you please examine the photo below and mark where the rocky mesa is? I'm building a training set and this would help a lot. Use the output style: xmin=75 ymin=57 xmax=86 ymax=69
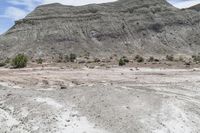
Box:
xmin=0 ymin=0 xmax=200 ymax=59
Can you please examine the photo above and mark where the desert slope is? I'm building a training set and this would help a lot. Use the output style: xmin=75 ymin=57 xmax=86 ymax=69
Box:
xmin=0 ymin=0 xmax=200 ymax=59
xmin=189 ymin=4 xmax=200 ymax=12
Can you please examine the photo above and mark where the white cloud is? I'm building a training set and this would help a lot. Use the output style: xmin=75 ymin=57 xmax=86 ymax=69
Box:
xmin=42 ymin=0 xmax=117 ymax=6
xmin=7 ymin=0 xmax=40 ymax=11
xmin=4 ymin=6 xmax=27 ymax=20
xmin=168 ymin=0 xmax=200 ymax=8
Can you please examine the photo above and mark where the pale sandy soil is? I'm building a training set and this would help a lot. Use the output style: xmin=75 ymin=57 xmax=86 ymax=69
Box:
xmin=0 ymin=66 xmax=200 ymax=133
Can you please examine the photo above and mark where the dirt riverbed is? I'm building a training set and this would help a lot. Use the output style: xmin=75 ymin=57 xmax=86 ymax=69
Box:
xmin=0 ymin=66 xmax=200 ymax=133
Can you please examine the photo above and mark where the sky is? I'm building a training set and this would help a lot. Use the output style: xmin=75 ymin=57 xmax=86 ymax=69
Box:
xmin=0 ymin=0 xmax=200 ymax=34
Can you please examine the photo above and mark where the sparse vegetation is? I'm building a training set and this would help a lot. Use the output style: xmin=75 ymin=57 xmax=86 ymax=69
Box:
xmin=147 ymin=56 xmax=155 ymax=62
xmin=184 ymin=61 xmax=191 ymax=66
xmin=118 ymin=56 xmax=129 ymax=66
xmin=11 ymin=54 xmax=28 ymax=68
xmin=5 ymin=58 xmax=10 ymax=64
xmin=70 ymin=53 xmax=77 ymax=62
xmin=147 ymin=56 xmax=159 ymax=62
xmin=192 ymin=55 xmax=200 ymax=63
xmin=94 ymin=58 xmax=101 ymax=63
xmin=134 ymin=55 xmax=144 ymax=63
xmin=64 ymin=55 xmax=70 ymax=62
xmin=122 ymin=56 xmax=129 ymax=63
xmin=0 ymin=62 xmax=6 ymax=67
xmin=0 ymin=58 xmax=10 ymax=67
xmin=119 ymin=58 xmax=126 ymax=66
xmin=57 ymin=54 xmax=63 ymax=63
xmin=166 ymin=55 xmax=174 ymax=61
xmin=36 ymin=58 xmax=43 ymax=64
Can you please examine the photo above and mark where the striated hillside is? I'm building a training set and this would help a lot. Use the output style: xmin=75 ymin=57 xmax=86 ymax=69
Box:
xmin=189 ymin=4 xmax=200 ymax=12
xmin=0 ymin=0 xmax=200 ymax=59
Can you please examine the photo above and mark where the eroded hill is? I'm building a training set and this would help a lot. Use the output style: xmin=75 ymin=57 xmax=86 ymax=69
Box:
xmin=0 ymin=0 xmax=200 ymax=59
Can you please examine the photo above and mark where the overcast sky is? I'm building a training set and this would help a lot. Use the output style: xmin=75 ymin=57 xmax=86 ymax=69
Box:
xmin=0 ymin=0 xmax=200 ymax=34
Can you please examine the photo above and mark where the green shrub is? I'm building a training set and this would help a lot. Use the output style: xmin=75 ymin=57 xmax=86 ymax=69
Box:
xmin=134 ymin=55 xmax=144 ymax=63
xmin=147 ymin=56 xmax=155 ymax=62
xmin=4 ymin=58 xmax=10 ymax=64
xmin=166 ymin=55 xmax=174 ymax=61
xmin=11 ymin=54 xmax=28 ymax=68
xmin=0 ymin=62 xmax=6 ymax=67
xmin=57 ymin=54 xmax=63 ymax=63
xmin=70 ymin=54 xmax=77 ymax=62
xmin=118 ymin=56 xmax=130 ymax=66
xmin=192 ymin=55 xmax=200 ymax=62
xmin=0 ymin=58 xmax=10 ymax=67
xmin=122 ymin=56 xmax=129 ymax=63
xmin=36 ymin=58 xmax=43 ymax=64
xmin=119 ymin=58 xmax=126 ymax=66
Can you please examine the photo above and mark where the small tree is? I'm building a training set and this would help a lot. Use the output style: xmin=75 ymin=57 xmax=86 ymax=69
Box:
xmin=11 ymin=54 xmax=28 ymax=68
xmin=70 ymin=54 xmax=77 ymax=62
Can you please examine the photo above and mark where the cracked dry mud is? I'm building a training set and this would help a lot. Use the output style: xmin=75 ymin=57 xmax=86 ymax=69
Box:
xmin=0 ymin=66 xmax=200 ymax=133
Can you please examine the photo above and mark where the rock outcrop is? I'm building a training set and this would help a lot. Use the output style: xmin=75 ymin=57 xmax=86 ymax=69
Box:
xmin=0 ymin=0 xmax=200 ymax=59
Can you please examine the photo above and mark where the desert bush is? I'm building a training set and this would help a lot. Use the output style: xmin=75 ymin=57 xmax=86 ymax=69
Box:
xmin=70 ymin=53 xmax=77 ymax=62
xmin=166 ymin=55 xmax=174 ymax=61
xmin=57 ymin=54 xmax=63 ymax=63
xmin=192 ymin=55 xmax=200 ymax=63
xmin=0 ymin=62 xmax=6 ymax=67
xmin=64 ymin=55 xmax=70 ymax=62
xmin=122 ymin=56 xmax=129 ymax=63
xmin=94 ymin=58 xmax=101 ymax=63
xmin=36 ymin=58 xmax=43 ymax=64
xmin=119 ymin=58 xmax=126 ymax=66
xmin=0 ymin=58 xmax=10 ymax=67
xmin=118 ymin=56 xmax=129 ymax=66
xmin=134 ymin=55 xmax=144 ymax=63
xmin=147 ymin=56 xmax=160 ymax=62
xmin=4 ymin=58 xmax=10 ymax=64
xmin=147 ymin=56 xmax=155 ymax=62
xmin=11 ymin=54 xmax=28 ymax=68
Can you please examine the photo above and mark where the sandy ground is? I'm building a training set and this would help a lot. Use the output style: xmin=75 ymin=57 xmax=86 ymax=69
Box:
xmin=0 ymin=66 xmax=200 ymax=133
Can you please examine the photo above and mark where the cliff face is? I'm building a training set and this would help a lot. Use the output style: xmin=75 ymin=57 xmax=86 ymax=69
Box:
xmin=0 ymin=0 xmax=200 ymax=59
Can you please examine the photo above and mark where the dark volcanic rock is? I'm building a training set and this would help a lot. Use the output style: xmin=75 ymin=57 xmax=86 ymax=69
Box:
xmin=0 ymin=0 xmax=200 ymax=59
